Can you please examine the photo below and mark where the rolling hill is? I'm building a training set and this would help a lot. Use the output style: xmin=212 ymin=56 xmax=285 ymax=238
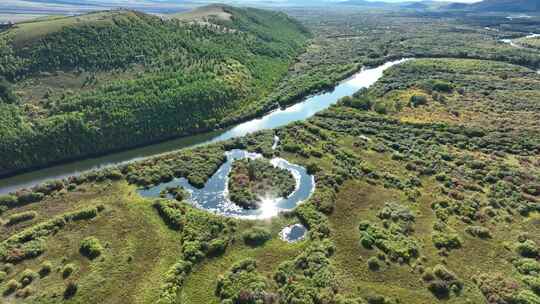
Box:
xmin=449 ymin=0 xmax=540 ymax=12
xmin=0 ymin=5 xmax=311 ymax=177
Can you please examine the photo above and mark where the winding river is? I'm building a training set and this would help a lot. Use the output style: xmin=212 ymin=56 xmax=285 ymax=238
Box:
xmin=0 ymin=58 xmax=409 ymax=195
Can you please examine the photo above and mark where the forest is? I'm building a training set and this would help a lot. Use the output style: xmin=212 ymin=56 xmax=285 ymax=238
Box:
xmin=0 ymin=5 xmax=311 ymax=176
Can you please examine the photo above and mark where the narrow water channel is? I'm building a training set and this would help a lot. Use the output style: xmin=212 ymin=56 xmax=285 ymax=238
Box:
xmin=0 ymin=59 xmax=409 ymax=194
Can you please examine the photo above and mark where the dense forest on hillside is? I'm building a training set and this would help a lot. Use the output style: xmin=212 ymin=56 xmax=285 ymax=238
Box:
xmin=0 ymin=6 xmax=311 ymax=176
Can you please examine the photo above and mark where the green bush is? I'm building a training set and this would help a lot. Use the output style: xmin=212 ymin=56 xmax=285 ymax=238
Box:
xmin=465 ymin=226 xmax=492 ymax=239
xmin=39 ymin=261 xmax=52 ymax=277
xmin=432 ymin=230 xmax=462 ymax=250
xmin=373 ymin=102 xmax=389 ymax=114
xmin=512 ymin=290 xmax=540 ymax=304
xmin=62 ymin=263 xmax=76 ymax=279
xmin=153 ymin=199 xmax=184 ymax=231
xmin=182 ymin=241 xmax=205 ymax=263
xmin=5 ymin=211 xmax=38 ymax=226
xmin=80 ymin=237 xmax=104 ymax=259
xmin=64 ymin=281 xmax=78 ymax=299
xmin=1 ymin=205 xmax=104 ymax=263
xmin=4 ymin=279 xmax=21 ymax=295
xmin=216 ymin=258 xmax=269 ymax=304
xmin=516 ymin=240 xmax=538 ymax=258
xmin=523 ymin=276 xmax=540 ymax=294
xmin=0 ymin=270 xmax=6 ymax=283
xmin=19 ymin=269 xmax=38 ymax=286
xmin=367 ymin=257 xmax=380 ymax=271
xmin=157 ymin=259 xmax=192 ymax=304
xmin=242 ymin=227 xmax=272 ymax=246
xmin=410 ymin=95 xmax=428 ymax=107
xmin=207 ymin=239 xmax=227 ymax=257
xmin=423 ymin=264 xmax=462 ymax=298
xmin=0 ymin=195 xmax=17 ymax=208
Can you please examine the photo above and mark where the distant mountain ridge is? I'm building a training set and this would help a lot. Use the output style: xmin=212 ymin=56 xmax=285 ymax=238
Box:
xmin=450 ymin=0 xmax=540 ymax=12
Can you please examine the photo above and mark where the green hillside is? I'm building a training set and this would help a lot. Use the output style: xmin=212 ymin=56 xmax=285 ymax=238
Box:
xmin=0 ymin=5 xmax=311 ymax=177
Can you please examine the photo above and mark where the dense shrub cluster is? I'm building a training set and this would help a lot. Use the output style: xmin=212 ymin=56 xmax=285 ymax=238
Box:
xmin=80 ymin=237 xmax=104 ymax=259
xmin=154 ymin=199 xmax=236 ymax=303
xmin=4 ymin=211 xmax=38 ymax=226
xmin=242 ymin=227 xmax=272 ymax=246
xmin=422 ymin=264 xmax=463 ymax=299
xmin=216 ymin=258 xmax=271 ymax=303
xmin=359 ymin=203 xmax=419 ymax=263
xmin=0 ymin=205 xmax=104 ymax=263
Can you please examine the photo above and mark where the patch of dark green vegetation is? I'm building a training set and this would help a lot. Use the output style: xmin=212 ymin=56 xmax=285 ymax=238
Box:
xmin=0 ymin=6 xmax=311 ymax=176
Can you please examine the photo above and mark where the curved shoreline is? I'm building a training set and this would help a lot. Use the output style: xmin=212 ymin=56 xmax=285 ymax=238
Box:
xmin=138 ymin=149 xmax=316 ymax=219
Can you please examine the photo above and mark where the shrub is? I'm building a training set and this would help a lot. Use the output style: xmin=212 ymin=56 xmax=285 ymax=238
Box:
xmin=157 ymin=259 xmax=192 ymax=304
xmin=410 ymin=95 xmax=428 ymax=107
xmin=428 ymin=280 xmax=450 ymax=298
xmin=523 ymin=276 xmax=540 ymax=294
xmin=465 ymin=226 xmax=492 ymax=239
xmin=424 ymin=265 xmax=462 ymax=298
xmin=15 ymin=286 xmax=33 ymax=298
xmin=432 ymin=80 xmax=453 ymax=93
xmin=306 ymin=162 xmax=321 ymax=175
xmin=16 ymin=192 xmax=44 ymax=205
xmin=19 ymin=269 xmax=38 ymax=286
xmin=39 ymin=261 xmax=52 ymax=277
xmin=153 ymin=200 xmax=184 ymax=231
xmin=373 ymin=102 xmax=389 ymax=114
xmin=432 ymin=231 xmax=462 ymax=250
xmin=516 ymin=240 xmax=538 ymax=258
xmin=512 ymin=290 xmax=540 ymax=304
xmin=4 ymin=279 xmax=20 ymax=295
xmin=64 ymin=281 xmax=78 ymax=299
xmin=367 ymin=257 xmax=380 ymax=271
xmin=5 ymin=211 xmax=38 ymax=226
xmin=207 ymin=239 xmax=227 ymax=257
xmin=62 ymin=263 xmax=76 ymax=278
xmin=80 ymin=237 xmax=104 ymax=259
xmin=242 ymin=227 xmax=272 ymax=246
xmin=365 ymin=294 xmax=387 ymax=304
xmin=182 ymin=241 xmax=205 ymax=263
xmin=0 ymin=270 xmax=6 ymax=283
xmin=216 ymin=258 xmax=268 ymax=304
xmin=514 ymin=258 xmax=540 ymax=275
xmin=0 ymin=195 xmax=17 ymax=208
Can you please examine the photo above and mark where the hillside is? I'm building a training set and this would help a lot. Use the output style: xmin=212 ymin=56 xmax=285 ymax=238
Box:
xmin=0 ymin=6 xmax=311 ymax=177
xmin=450 ymin=0 xmax=540 ymax=12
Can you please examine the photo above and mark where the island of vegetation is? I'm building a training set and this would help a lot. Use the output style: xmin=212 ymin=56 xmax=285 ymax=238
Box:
xmin=227 ymin=158 xmax=296 ymax=209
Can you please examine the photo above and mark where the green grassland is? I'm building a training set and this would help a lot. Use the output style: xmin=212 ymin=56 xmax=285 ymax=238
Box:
xmin=516 ymin=36 xmax=540 ymax=50
xmin=1 ymin=56 xmax=539 ymax=303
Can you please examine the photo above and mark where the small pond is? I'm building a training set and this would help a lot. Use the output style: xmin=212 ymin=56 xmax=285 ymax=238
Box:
xmin=279 ymin=224 xmax=307 ymax=243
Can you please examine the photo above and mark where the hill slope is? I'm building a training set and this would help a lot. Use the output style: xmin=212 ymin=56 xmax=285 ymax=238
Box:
xmin=0 ymin=5 xmax=311 ymax=177
xmin=451 ymin=0 xmax=540 ymax=12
